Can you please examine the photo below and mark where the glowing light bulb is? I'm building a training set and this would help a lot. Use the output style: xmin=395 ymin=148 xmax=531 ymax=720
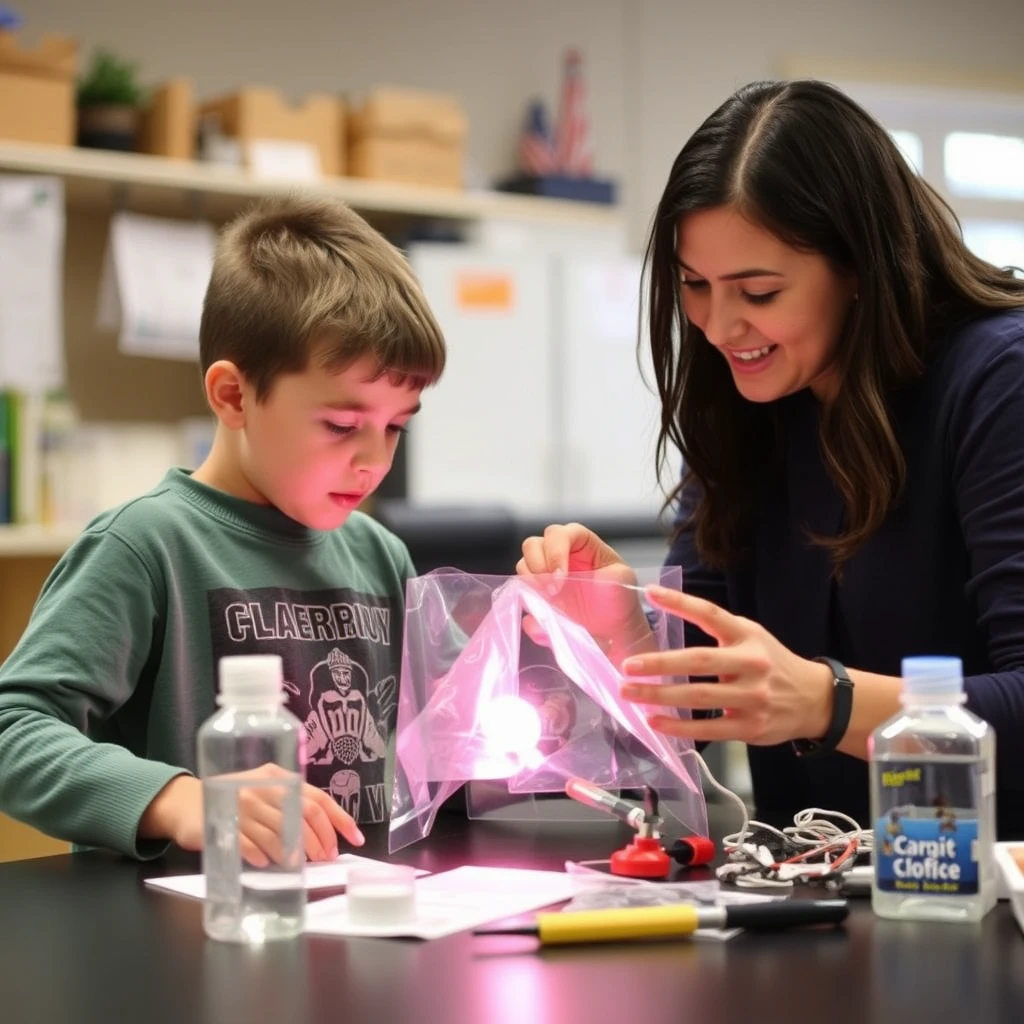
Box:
xmin=479 ymin=695 xmax=543 ymax=771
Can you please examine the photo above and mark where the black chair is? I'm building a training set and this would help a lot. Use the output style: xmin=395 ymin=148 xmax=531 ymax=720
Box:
xmin=373 ymin=501 xmax=522 ymax=575
xmin=374 ymin=501 xmax=670 ymax=576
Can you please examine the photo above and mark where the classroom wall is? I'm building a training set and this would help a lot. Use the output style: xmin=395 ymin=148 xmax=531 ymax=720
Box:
xmin=21 ymin=0 xmax=1024 ymax=247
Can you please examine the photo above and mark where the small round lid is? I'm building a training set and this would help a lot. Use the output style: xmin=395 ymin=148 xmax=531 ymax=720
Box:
xmin=901 ymin=655 xmax=964 ymax=697
xmin=218 ymin=654 xmax=284 ymax=705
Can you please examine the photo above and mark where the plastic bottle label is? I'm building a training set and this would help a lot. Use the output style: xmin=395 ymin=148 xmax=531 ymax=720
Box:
xmin=874 ymin=761 xmax=980 ymax=896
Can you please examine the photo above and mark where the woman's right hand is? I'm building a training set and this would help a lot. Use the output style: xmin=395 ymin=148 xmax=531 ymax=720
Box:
xmin=516 ymin=523 xmax=654 ymax=662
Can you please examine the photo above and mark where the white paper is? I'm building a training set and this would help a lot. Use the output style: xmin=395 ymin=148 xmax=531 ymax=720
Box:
xmin=303 ymin=865 xmax=580 ymax=940
xmin=97 ymin=212 xmax=215 ymax=361
xmin=144 ymin=854 xmax=425 ymax=900
xmin=0 ymin=176 xmax=65 ymax=391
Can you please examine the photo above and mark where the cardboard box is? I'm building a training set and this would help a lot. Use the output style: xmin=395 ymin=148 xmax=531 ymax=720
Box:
xmin=349 ymin=136 xmax=464 ymax=190
xmin=199 ymin=87 xmax=345 ymax=177
xmin=0 ymin=31 xmax=76 ymax=146
xmin=348 ymin=88 xmax=466 ymax=189
xmin=138 ymin=78 xmax=195 ymax=160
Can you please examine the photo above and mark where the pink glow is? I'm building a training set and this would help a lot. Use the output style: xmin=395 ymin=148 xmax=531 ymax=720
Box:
xmin=480 ymin=695 xmax=543 ymax=761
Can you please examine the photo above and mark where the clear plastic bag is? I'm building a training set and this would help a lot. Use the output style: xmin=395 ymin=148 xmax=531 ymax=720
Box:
xmin=389 ymin=567 xmax=708 ymax=852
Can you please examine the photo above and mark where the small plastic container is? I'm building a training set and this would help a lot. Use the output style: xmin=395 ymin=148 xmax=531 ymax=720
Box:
xmin=869 ymin=655 xmax=995 ymax=923
xmin=346 ymin=865 xmax=418 ymax=925
xmin=995 ymin=843 xmax=1024 ymax=935
xmin=198 ymin=654 xmax=305 ymax=943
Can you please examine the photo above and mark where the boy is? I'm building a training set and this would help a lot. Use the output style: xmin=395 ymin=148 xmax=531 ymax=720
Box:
xmin=0 ymin=195 xmax=446 ymax=863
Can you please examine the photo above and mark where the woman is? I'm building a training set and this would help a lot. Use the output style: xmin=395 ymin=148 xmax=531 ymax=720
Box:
xmin=519 ymin=79 xmax=1024 ymax=837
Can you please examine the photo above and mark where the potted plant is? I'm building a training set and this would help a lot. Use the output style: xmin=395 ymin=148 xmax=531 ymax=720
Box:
xmin=76 ymin=48 xmax=146 ymax=151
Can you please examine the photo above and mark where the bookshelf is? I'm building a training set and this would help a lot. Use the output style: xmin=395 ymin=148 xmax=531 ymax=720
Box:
xmin=0 ymin=141 xmax=624 ymax=559
xmin=0 ymin=140 xmax=621 ymax=227
xmin=0 ymin=525 xmax=80 ymax=558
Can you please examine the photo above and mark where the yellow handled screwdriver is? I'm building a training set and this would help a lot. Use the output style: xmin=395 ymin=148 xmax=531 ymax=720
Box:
xmin=475 ymin=899 xmax=849 ymax=945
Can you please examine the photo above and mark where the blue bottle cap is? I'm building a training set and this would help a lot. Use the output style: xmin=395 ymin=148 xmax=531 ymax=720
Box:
xmin=901 ymin=656 xmax=964 ymax=697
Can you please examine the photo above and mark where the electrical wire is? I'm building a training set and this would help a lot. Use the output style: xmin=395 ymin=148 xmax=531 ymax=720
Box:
xmin=681 ymin=748 xmax=871 ymax=889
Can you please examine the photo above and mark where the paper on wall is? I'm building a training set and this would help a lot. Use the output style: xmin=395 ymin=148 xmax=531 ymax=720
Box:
xmin=0 ymin=176 xmax=65 ymax=391
xmin=97 ymin=211 xmax=215 ymax=361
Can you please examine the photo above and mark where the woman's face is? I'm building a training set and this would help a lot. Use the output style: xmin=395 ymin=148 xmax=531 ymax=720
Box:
xmin=676 ymin=207 xmax=857 ymax=403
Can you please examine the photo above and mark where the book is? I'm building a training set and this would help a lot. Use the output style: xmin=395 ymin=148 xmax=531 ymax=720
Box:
xmin=0 ymin=391 xmax=10 ymax=524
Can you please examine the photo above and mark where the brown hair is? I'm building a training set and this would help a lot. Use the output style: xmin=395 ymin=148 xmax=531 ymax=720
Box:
xmin=200 ymin=194 xmax=446 ymax=399
xmin=645 ymin=79 xmax=1024 ymax=570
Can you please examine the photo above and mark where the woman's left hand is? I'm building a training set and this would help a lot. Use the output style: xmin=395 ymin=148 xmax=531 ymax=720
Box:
xmin=620 ymin=584 xmax=835 ymax=746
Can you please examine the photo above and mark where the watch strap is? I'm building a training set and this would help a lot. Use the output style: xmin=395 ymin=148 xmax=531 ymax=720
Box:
xmin=791 ymin=656 xmax=854 ymax=759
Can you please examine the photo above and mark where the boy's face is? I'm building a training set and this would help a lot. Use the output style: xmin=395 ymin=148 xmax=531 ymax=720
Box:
xmin=238 ymin=354 xmax=422 ymax=530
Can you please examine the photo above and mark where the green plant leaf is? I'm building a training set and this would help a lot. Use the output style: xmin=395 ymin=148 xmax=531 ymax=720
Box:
xmin=77 ymin=48 xmax=147 ymax=107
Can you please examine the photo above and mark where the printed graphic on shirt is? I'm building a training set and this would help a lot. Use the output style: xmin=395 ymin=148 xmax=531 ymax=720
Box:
xmin=208 ymin=586 xmax=399 ymax=824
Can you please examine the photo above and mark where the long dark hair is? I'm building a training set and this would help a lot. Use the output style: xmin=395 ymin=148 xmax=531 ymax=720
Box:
xmin=646 ymin=78 xmax=1024 ymax=569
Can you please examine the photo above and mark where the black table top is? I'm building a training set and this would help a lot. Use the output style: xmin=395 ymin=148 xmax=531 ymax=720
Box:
xmin=2 ymin=807 xmax=1023 ymax=1024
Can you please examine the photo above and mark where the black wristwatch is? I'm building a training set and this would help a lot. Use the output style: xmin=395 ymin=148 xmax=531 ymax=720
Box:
xmin=791 ymin=656 xmax=854 ymax=759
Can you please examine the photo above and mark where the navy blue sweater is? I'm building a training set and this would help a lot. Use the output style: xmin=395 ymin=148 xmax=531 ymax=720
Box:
xmin=667 ymin=309 xmax=1024 ymax=839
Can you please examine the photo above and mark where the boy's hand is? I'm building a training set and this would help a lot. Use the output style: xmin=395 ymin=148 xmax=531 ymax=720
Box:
xmin=517 ymin=523 xmax=654 ymax=663
xmin=139 ymin=765 xmax=365 ymax=867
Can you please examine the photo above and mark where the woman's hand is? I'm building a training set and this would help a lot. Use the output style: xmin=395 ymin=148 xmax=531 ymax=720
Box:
xmin=516 ymin=523 xmax=653 ymax=662
xmin=619 ymin=584 xmax=835 ymax=746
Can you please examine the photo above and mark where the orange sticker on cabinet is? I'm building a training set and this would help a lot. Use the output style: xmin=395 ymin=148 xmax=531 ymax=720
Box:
xmin=1011 ymin=846 xmax=1024 ymax=876
xmin=456 ymin=273 xmax=514 ymax=311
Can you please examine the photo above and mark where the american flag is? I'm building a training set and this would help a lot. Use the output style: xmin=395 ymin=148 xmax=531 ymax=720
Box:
xmin=518 ymin=99 xmax=556 ymax=176
xmin=554 ymin=49 xmax=593 ymax=178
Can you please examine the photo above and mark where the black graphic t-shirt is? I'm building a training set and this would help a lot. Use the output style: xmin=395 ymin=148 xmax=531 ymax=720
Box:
xmin=209 ymin=586 xmax=398 ymax=823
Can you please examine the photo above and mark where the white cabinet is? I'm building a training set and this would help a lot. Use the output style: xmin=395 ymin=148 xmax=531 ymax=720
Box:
xmin=407 ymin=247 xmax=556 ymax=512
xmin=557 ymin=256 xmax=662 ymax=514
xmin=407 ymin=244 xmax=663 ymax=516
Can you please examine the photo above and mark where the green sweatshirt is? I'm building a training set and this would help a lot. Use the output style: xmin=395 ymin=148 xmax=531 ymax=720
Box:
xmin=0 ymin=469 xmax=414 ymax=858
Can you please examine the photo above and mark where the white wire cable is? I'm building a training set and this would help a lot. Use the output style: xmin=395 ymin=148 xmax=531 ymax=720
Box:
xmin=680 ymin=748 xmax=871 ymax=889
xmin=682 ymin=747 xmax=752 ymax=846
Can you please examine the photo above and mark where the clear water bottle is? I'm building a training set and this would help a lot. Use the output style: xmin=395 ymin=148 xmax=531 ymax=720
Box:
xmin=869 ymin=656 xmax=996 ymax=922
xmin=198 ymin=654 xmax=305 ymax=942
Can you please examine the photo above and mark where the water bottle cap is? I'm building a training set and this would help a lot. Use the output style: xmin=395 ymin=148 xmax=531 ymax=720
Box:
xmin=218 ymin=654 xmax=284 ymax=705
xmin=901 ymin=656 xmax=964 ymax=697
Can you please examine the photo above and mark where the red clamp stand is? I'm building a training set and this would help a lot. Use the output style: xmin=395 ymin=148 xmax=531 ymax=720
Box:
xmin=609 ymin=787 xmax=672 ymax=879
xmin=563 ymin=778 xmax=714 ymax=880
xmin=610 ymin=835 xmax=672 ymax=879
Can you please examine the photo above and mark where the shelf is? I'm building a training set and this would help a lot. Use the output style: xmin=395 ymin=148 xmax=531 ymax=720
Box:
xmin=0 ymin=525 xmax=80 ymax=558
xmin=0 ymin=140 xmax=622 ymax=227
